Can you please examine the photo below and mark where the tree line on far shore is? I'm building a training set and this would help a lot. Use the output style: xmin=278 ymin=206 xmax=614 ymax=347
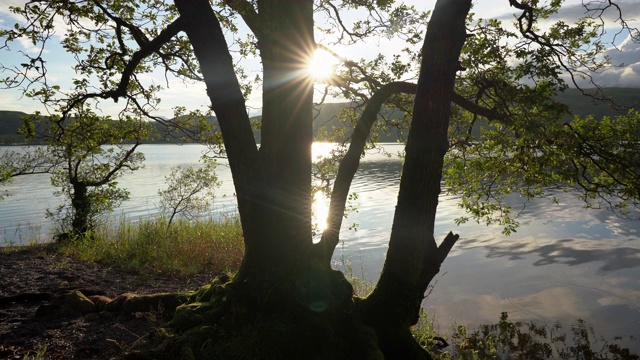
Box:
xmin=2 ymin=87 xmax=639 ymax=146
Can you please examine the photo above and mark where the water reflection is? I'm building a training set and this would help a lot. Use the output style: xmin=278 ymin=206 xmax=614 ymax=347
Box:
xmin=478 ymin=238 xmax=640 ymax=272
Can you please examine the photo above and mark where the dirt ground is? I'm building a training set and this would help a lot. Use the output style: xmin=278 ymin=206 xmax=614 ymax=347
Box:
xmin=0 ymin=245 xmax=216 ymax=359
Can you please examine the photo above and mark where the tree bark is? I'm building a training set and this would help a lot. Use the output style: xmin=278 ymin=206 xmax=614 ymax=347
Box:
xmin=360 ymin=0 xmax=471 ymax=358
xmin=71 ymin=182 xmax=90 ymax=236
xmin=175 ymin=0 xmax=319 ymax=294
xmin=241 ymin=0 xmax=316 ymax=278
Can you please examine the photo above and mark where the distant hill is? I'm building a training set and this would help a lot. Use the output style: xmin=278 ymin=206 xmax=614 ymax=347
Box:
xmin=0 ymin=110 xmax=30 ymax=145
xmin=1 ymin=87 xmax=638 ymax=145
xmin=556 ymin=87 xmax=640 ymax=119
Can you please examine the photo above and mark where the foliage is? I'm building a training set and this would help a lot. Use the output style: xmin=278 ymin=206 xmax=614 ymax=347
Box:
xmin=158 ymin=160 xmax=221 ymax=227
xmin=445 ymin=107 xmax=640 ymax=235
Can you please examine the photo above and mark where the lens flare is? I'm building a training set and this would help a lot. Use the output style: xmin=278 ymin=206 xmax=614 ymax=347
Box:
xmin=307 ymin=48 xmax=338 ymax=83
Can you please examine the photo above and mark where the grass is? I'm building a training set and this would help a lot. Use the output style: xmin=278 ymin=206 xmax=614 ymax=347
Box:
xmin=1 ymin=223 xmax=46 ymax=248
xmin=21 ymin=343 xmax=47 ymax=360
xmin=58 ymin=216 xmax=244 ymax=277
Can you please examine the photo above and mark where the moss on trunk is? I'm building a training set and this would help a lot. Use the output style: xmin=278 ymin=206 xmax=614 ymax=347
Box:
xmin=124 ymin=272 xmax=391 ymax=360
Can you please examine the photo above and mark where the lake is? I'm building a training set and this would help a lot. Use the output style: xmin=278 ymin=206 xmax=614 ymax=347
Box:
xmin=1 ymin=143 xmax=639 ymax=352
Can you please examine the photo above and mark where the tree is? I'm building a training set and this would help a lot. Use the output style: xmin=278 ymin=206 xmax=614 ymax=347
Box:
xmin=1 ymin=109 xmax=148 ymax=239
xmin=1 ymin=0 xmax=639 ymax=358
xmin=158 ymin=160 xmax=221 ymax=227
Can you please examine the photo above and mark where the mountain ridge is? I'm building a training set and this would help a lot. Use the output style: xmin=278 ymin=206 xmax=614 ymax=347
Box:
xmin=1 ymin=87 xmax=638 ymax=145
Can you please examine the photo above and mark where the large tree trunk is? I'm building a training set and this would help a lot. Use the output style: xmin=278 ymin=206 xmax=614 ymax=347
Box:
xmin=175 ymin=0 xmax=325 ymax=309
xmin=237 ymin=0 xmax=316 ymax=283
xmin=360 ymin=0 xmax=471 ymax=358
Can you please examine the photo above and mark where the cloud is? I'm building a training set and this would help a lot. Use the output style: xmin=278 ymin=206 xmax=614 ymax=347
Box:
xmin=495 ymin=0 xmax=640 ymax=26
xmin=570 ymin=34 xmax=640 ymax=87
xmin=492 ymin=1 xmax=640 ymax=87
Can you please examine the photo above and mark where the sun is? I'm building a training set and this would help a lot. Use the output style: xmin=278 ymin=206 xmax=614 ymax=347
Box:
xmin=307 ymin=48 xmax=338 ymax=83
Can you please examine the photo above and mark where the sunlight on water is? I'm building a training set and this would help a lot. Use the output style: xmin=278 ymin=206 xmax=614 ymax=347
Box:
xmin=312 ymin=191 xmax=330 ymax=238
xmin=312 ymin=142 xmax=338 ymax=161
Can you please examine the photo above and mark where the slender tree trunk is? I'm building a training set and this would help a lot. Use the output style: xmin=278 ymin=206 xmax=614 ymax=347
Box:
xmin=71 ymin=182 xmax=90 ymax=236
xmin=174 ymin=0 xmax=260 ymax=233
xmin=319 ymin=81 xmax=417 ymax=265
xmin=360 ymin=1 xmax=471 ymax=358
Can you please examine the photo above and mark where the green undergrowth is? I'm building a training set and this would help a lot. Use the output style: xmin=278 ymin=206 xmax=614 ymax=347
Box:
xmin=58 ymin=216 xmax=244 ymax=276
xmin=1 ymin=223 xmax=46 ymax=248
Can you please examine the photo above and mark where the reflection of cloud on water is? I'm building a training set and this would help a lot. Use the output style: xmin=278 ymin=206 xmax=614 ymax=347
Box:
xmin=599 ymin=296 xmax=627 ymax=306
xmin=593 ymin=210 xmax=640 ymax=239
xmin=508 ymin=287 xmax=591 ymax=322
xmin=465 ymin=237 xmax=640 ymax=273
xmin=434 ymin=287 xmax=591 ymax=325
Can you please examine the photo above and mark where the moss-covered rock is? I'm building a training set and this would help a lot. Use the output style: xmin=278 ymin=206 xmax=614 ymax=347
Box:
xmin=87 ymin=294 xmax=112 ymax=311
xmin=123 ymin=292 xmax=190 ymax=314
xmin=36 ymin=290 xmax=96 ymax=317
xmin=104 ymin=292 xmax=137 ymax=313
xmin=103 ymin=292 xmax=189 ymax=315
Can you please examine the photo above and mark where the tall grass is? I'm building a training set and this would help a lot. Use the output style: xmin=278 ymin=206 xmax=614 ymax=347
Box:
xmin=59 ymin=216 xmax=244 ymax=277
xmin=1 ymin=223 xmax=46 ymax=248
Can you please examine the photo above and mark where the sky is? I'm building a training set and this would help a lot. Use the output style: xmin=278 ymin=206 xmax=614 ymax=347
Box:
xmin=0 ymin=0 xmax=639 ymax=117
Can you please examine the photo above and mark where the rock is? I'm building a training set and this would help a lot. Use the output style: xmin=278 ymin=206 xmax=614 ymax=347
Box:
xmin=88 ymin=295 xmax=112 ymax=311
xmin=53 ymin=290 xmax=96 ymax=315
xmin=122 ymin=293 xmax=189 ymax=314
xmin=35 ymin=303 xmax=53 ymax=316
xmin=104 ymin=293 xmax=137 ymax=313
xmin=75 ymin=287 xmax=107 ymax=297
xmin=36 ymin=290 xmax=96 ymax=317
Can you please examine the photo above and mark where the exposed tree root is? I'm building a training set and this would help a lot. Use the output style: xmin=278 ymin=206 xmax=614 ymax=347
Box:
xmin=122 ymin=271 xmax=433 ymax=360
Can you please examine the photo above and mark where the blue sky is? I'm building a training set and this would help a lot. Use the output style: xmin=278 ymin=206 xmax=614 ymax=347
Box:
xmin=0 ymin=0 xmax=639 ymax=117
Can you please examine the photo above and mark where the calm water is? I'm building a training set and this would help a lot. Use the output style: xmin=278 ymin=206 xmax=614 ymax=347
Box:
xmin=1 ymin=144 xmax=639 ymax=351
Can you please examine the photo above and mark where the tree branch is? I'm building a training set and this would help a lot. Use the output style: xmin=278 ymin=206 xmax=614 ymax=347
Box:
xmin=59 ymin=16 xmax=185 ymax=119
xmin=224 ymin=0 xmax=261 ymax=36
xmin=174 ymin=0 xmax=262 ymax=244
xmin=318 ymin=81 xmax=416 ymax=264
